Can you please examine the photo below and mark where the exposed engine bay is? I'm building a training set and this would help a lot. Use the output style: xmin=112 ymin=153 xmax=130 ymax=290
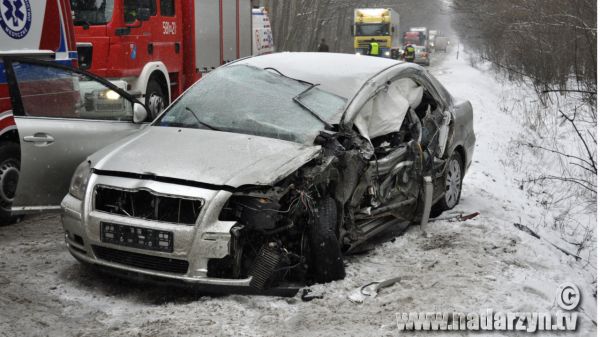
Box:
xmin=208 ymin=78 xmax=454 ymax=289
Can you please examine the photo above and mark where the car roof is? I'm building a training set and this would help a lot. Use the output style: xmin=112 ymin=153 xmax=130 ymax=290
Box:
xmin=235 ymin=52 xmax=412 ymax=99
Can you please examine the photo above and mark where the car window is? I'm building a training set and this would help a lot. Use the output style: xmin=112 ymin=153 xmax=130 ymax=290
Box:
xmin=422 ymin=71 xmax=452 ymax=107
xmin=410 ymin=74 xmax=447 ymax=112
xmin=155 ymin=64 xmax=347 ymax=144
xmin=124 ymin=0 xmax=156 ymax=23
xmin=11 ymin=61 xmax=134 ymax=121
xmin=160 ymin=0 xmax=175 ymax=16
xmin=71 ymin=0 xmax=115 ymax=26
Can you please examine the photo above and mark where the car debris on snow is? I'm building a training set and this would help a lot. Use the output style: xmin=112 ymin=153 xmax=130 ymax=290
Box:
xmin=348 ymin=276 xmax=402 ymax=304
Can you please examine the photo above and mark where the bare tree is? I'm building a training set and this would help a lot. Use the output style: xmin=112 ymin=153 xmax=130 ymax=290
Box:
xmin=452 ymin=0 xmax=596 ymax=108
xmin=268 ymin=0 xmax=451 ymax=53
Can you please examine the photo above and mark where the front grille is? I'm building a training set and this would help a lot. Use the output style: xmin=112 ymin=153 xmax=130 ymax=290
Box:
xmin=94 ymin=185 xmax=203 ymax=225
xmin=93 ymin=245 xmax=189 ymax=274
xmin=77 ymin=44 xmax=93 ymax=70
xmin=357 ymin=39 xmax=387 ymax=48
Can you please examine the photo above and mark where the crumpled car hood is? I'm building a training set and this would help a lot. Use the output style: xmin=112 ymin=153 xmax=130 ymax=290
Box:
xmin=89 ymin=126 xmax=321 ymax=188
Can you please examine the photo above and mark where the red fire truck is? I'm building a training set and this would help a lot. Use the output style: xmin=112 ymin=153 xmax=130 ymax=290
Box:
xmin=71 ymin=0 xmax=254 ymax=117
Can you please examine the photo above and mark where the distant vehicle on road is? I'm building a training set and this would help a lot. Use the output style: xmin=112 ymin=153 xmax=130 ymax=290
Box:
xmin=429 ymin=29 xmax=439 ymax=49
xmin=353 ymin=8 xmax=401 ymax=58
xmin=409 ymin=26 xmax=429 ymax=50
xmin=403 ymin=31 xmax=422 ymax=46
xmin=61 ymin=52 xmax=475 ymax=292
xmin=434 ymin=36 xmax=450 ymax=52
xmin=414 ymin=45 xmax=431 ymax=66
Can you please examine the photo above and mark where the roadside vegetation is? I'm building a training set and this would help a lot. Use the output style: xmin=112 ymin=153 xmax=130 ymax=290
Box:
xmin=452 ymin=0 xmax=597 ymax=271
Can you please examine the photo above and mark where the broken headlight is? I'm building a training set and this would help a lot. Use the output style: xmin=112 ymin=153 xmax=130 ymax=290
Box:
xmin=69 ymin=160 xmax=92 ymax=200
xmin=219 ymin=196 xmax=281 ymax=230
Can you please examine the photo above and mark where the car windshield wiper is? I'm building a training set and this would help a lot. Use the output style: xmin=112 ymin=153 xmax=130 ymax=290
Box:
xmin=184 ymin=107 xmax=223 ymax=131
xmin=292 ymin=84 xmax=334 ymax=129
xmin=264 ymin=67 xmax=314 ymax=86
xmin=263 ymin=67 xmax=333 ymax=129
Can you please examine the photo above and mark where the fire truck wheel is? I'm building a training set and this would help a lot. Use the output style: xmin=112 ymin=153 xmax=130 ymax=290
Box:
xmin=145 ymin=79 xmax=167 ymax=119
xmin=0 ymin=143 xmax=21 ymax=225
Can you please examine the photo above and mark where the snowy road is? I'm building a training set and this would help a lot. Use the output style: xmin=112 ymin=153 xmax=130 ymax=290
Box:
xmin=0 ymin=51 xmax=596 ymax=337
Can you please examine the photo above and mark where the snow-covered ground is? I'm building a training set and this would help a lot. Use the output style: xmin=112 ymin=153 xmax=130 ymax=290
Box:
xmin=0 ymin=50 xmax=596 ymax=337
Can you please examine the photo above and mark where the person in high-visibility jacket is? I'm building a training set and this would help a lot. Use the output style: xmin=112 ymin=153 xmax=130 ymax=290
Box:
xmin=368 ymin=38 xmax=380 ymax=56
xmin=403 ymin=44 xmax=416 ymax=62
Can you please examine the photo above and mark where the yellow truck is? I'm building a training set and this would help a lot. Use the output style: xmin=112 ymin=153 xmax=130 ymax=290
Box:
xmin=353 ymin=8 xmax=401 ymax=58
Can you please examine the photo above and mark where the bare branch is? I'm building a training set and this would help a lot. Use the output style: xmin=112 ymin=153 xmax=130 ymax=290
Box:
xmin=558 ymin=109 xmax=597 ymax=174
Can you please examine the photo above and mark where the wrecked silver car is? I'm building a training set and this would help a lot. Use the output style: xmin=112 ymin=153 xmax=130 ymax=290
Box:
xmin=61 ymin=52 xmax=475 ymax=291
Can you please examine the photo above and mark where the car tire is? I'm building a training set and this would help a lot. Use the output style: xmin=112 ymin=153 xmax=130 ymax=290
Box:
xmin=0 ymin=143 xmax=21 ymax=225
xmin=431 ymin=151 xmax=463 ymax=217
xmin=145 ymin=78 xmax=167 ymax=120
xmin=309 ymin=197 xmax=345 ymax=283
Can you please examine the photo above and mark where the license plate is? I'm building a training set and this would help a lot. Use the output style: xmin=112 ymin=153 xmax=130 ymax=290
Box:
xmin=101 ymin=222 xmax=173 ymax=252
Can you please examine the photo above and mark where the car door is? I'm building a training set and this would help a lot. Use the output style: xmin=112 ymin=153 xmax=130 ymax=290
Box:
xmin=5 ymin=57 xmax=148 ymax=213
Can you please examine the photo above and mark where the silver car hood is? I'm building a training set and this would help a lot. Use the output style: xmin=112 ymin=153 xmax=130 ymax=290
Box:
xmin=89 ymin=126 xmax=321 ymax=188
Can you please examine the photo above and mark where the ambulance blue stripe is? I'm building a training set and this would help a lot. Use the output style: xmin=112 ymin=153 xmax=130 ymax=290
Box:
xmin=58 ymin=22 xmax=67 ymax=53
xmin=0 ymin=62 xmax=6 ymax=84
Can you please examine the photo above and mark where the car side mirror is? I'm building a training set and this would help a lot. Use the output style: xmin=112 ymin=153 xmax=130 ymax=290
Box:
xmin=137 ymin=8 xmax=151 ymax=21
xmin=133 ymin=103 xmax=149 ymax=123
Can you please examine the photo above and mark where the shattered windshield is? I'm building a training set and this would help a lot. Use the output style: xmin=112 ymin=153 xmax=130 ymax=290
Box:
xmin=155 ymin=65 xmax=347 ymax=144
xmin=71 ymin=0 xmax=114 ymax=25
xmin=355 ymin=23 xmax=390 ymax=36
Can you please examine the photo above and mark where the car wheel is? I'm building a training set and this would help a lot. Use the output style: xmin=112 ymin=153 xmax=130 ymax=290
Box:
xmin=0 ymin=143 xmax=21 ymax=225
xmin=431 ymin=151 xmax=463 ymax=217
xmin=145 ymin=78 xmax=167 ymax=120
xmin=309 ymin=197 xmax=345 ymax=283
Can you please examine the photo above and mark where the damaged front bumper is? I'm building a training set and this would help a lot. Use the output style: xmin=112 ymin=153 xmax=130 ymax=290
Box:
xmin=61 ymin=173 xmax=260 ymax=290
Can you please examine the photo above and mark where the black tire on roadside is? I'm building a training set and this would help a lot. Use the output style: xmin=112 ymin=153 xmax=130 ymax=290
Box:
xmin=0 ymin=143 xmax=21 ymax=225
xmin=145 ymin=78 xmax=167 ymax=120
xmin=309 ymin=197 xmax=345 ymax=283
xmin=431 ymin=151 xmax=464 ymax=218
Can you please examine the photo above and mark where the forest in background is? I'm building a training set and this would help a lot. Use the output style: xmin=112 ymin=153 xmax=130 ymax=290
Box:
xmin=267 ymin=0 xmax=451 ymax=53
xmin=452 ymin=0 xmax=597 ymax=253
